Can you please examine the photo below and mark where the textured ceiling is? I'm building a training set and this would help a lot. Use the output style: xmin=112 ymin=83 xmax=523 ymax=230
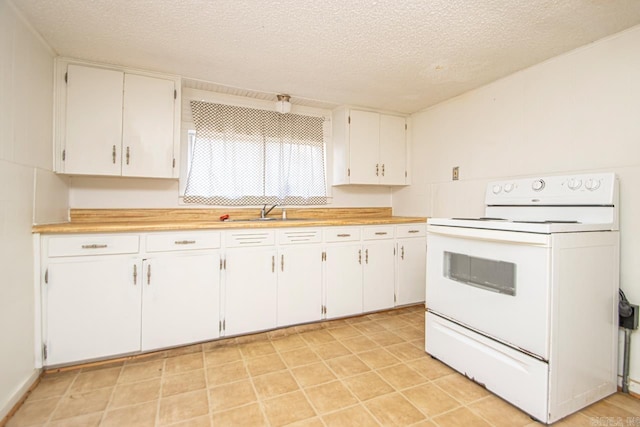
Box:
xmin=13 ymin=0 xmax=640 ymax=113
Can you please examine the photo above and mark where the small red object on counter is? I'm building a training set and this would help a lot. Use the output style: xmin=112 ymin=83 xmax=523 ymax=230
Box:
xmin=219 ymin=214 xmax=230 ymax=221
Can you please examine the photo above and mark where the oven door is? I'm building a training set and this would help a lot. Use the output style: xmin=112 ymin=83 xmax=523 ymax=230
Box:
xmin=426 ymin=225 xmax=552 ymax=360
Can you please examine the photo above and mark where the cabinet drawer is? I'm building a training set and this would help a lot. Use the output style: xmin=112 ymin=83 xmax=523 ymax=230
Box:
xmin=324 ymin=227 xmax=361 ymax=243
xmin=47 ymin=234 xmax=139 ymax=257
xmin=225 ymin=230 xmax=275 ymax=247
xmin=277 ymin=228 xmax=322 ymax=245
xmin=396 ymin=224 xmax=426 ymax=238
xmin=362 ymin=226 xmax=395 ymax=240
xmin=146 ymin=232 xmax=221 ymax=252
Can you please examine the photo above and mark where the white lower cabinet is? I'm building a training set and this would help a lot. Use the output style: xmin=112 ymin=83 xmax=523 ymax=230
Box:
xmin=363 ymin=240 xmax=396 ymax=312
xmin=40 ymin=222 xmax=426 ymax=366
xmin=396 ymin=225 xmax=427 ymax=305
xmin=324 ymin=243 xmax=364 ymax=318
xmin=277 ymin=245 xmax=323 ymax=327
xmin=223 ymin=247 xmax=277 ymax=336
xmin=141 ymin=253 xmax=220 ymax=351
xmin=44 ymin=256 xmax=141 ymax=366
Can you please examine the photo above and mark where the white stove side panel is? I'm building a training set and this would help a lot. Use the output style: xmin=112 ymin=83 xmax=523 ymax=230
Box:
xmin=547 ymin=231 xmax=619 ymax=422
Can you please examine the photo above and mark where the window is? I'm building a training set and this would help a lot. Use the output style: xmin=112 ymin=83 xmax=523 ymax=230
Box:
xmin=183 ymin=101 xmax=327 ymax=205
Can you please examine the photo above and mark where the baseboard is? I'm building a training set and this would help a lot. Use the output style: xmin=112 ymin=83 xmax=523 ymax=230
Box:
xmin=0 ymin=369 xmax=42 ymax=427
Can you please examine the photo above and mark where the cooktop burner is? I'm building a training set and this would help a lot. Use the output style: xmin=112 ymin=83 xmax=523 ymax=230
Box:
xmin=451 ymin=217 xmax=507 ymax=221
xmin=512 ymin=220 xmax=580 ymax=224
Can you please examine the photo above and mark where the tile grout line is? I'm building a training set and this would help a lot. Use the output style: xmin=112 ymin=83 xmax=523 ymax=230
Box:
xmin=97 ymin=363 xmax=126 ymax=426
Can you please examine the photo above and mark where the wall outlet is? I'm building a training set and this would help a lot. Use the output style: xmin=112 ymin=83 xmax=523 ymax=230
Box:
xmin=452 ymin=166 xmax=460 ymax=180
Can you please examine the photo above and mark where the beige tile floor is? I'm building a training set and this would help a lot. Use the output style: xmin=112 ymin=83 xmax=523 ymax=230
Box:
xmin=6 ymin=305 xmax=640 ymax=426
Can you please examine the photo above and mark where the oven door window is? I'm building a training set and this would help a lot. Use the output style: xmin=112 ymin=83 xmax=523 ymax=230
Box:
xmin=444 ymin=251 xmax=516 ymax=296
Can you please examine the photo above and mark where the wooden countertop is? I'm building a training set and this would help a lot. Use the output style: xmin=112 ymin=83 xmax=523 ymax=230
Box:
xmin=33 ymin=208 xmax=426 ymax=234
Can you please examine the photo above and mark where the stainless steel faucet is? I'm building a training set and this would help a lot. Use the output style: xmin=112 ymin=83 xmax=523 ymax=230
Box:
xmin=260 ymin=204 xmax=278 ymax=219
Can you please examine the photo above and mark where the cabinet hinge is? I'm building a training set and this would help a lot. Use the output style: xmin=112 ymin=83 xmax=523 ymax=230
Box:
xmin=405 ymin=171 xmax=407 ymax=178
xmin=348 ymin=116 xmax=351 ymax=124
xmin=43 ymin=344 xmax=48 ymax=360
xmin=44 ymin=269 xmax=48 ymax=284
xmin=394 ymin=294 xmax=397 ymax=303
xmin=321 ymin=251 xmax=326 ymax=261
xmin=174 ymin=89 xmax=177 ymax=100
xmin=405 ymin=123 xmax=407 ymax=130
xmin=347 ymin=168 xmax=350 ymax=177
xmin=219 ymin=259 xmax=223 ymax=270
xmin=64 ymin=72 xmax=68 ymax=83
xmin=219 ymin=320 xmax=222 ymax=332
xmin=223 ymin=259 xmax=226 ymax=270
xmin=62 ymin=150 xmax=66 ymax=162
xmin=172 ymin=158 xmax=176 ymax=168
xmin=394 ymin=247 xmax=396 ymax=256
xmin=223 ymin=319 xmax=226 ymax=331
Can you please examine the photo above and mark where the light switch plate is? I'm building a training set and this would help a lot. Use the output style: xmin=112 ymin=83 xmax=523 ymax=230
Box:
xmin=452 ymin=166 xmax=459 ymax=180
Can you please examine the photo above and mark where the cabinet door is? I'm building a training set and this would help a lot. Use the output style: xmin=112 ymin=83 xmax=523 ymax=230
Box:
xmin=122 ymin=74 xmax=176 ymax=178
xmin=277 ymin=246 xmax=323 ymax=327
xmin=349 ymin=110 xmax=380 ymax=184
xmin=224 ymin=247 xmax=277 ymax=336
xmin=397 ymin=238 xmax=426 ymax=305
xmin=44 ymin=257 xmax=141 ymax=365
xmin=64 ymin=65 xmax=123 ymax=175
xmin=141 ymin=253 xmax=220 ymax=351
xmin=363 ymin=241 xmax=396 ymax=312
xmin=379 ymin=115 xmax=407 ymax=185
xmin=325 ymin=244 xmax=363 ymax=318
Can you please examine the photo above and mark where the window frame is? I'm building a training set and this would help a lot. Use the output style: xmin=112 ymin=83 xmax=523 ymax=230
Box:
xmin=178 ymin=88 xmax=333 ymax=206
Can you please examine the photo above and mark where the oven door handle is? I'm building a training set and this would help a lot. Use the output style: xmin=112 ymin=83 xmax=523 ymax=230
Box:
xmin=427 ymin=225 xmax=551 ymax=247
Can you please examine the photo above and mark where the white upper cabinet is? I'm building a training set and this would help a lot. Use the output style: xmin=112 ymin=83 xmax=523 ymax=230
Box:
xmin=64 ymin=65 xmax=124 ymax=176
xmin=332 ymin=107 xmax=408 ymax=186
xmin=55 ymin=60 xmax=180 ymax=178
xmin=122 ymin=74 xmax=177 ymax=178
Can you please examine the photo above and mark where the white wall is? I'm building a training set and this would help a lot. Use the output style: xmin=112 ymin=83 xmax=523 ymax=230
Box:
xmin=0 ymin=0 xmax=68 ymax=419
xmin=394 ymin=24 xmax=640 ymax=392
xmin=68 ymin=177 xmax=392 ymax=208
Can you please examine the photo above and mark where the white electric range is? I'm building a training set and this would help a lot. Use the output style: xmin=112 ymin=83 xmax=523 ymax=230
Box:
xmin=425 ymin=172 xmax=620 ymax=424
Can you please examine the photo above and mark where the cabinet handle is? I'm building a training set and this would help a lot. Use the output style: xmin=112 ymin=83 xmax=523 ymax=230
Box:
xmin=126 ymin=146 xmax=130 ymax=165
xmin=365 ymin=249 xmax=369 ymax=264
xmin=81 ymin=244 xmax=107 ymax=249
xmin=112 ymin=145 xmax=116 ymax=164
xmin=133 ymin=264 xmax=137 ymax=285
xmin=382 ymin=164 xmax=385 ymax=176
xmin=147 ymin=264 xmax=151 ymax=285
xmin=174 ymin=240 xmax=196 ymax=245
xmin=374 ymin=232 xmax=387 ymax=236
xmin=376 ymin=163 xmax=379 ymax=176
xmin=337 ymin=233 xmax=351 ymax=237
xmin=408 ymin=230 xmax=420 ymax=234
xmin=281 ymin=254 xmax=284 ymax=272
xmin=401 ymin=246 xmax=405 ymax=260
xmin=272 ymin=255 xmax=275 ymax=273
xmin=358 ymin=249 xmax=362 ymax=264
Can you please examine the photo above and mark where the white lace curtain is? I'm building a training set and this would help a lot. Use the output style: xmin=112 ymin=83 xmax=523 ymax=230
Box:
xmin=184 ymin=101 xmax=327 ymax=205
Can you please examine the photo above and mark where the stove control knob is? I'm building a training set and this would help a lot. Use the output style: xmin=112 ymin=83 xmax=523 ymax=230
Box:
xmin=504 ymin=183 xmax=514 ymax=193
xmin=567 ymin=178 xmax=582 ymax=190
xmin=585 ymin=179 xmax=601 ymax=191
xmin=532 ymin=179 xmax=545 ymax=191
xmin=492 ymin=184 xmax=502 ymax=194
